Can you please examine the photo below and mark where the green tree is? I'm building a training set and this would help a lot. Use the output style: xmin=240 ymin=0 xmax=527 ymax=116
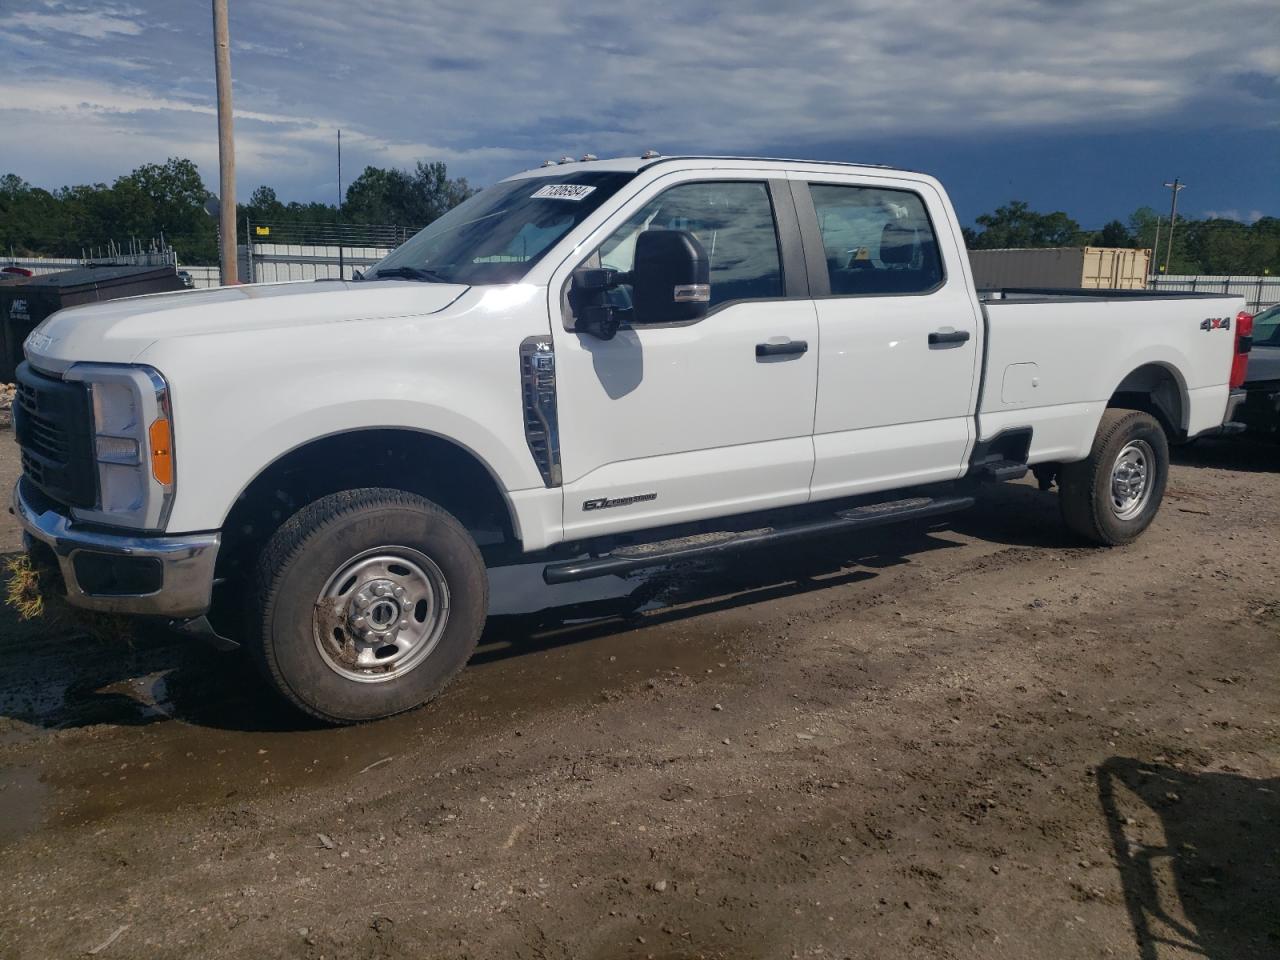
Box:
xmin=342 ymin=161 xmax=473 ymax=226
xmin=244 ymin=184 xmax=286 ymax=221
xmin=968 ymin=200 xmax=1085 ymax=249
xmin=1095 ymin=220 xmax=1133 ymax=247
xmin=109 ymin=158 xmax=217 ymax=261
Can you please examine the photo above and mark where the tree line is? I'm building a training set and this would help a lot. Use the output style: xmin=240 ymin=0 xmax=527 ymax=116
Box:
xmin=964 ymin=200 xmax=1279 ymax=276
xmin=0 ymin=157 xmax=474 ymax=266
xmin=2 ymin=157 xmax=1276 ymax=276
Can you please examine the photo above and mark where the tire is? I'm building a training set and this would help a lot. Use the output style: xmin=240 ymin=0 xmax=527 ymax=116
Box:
xmin=249 ymin=488 xmax=488 ymax=724
xmin=1059 ymin=409 xmax=1169 ymax=546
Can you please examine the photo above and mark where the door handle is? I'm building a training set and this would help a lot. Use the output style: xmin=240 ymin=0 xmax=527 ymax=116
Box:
xmin=756 ymin=339 xmax=809 ymax=359
xmin=928 ymin=329 xmax=971 ymax=346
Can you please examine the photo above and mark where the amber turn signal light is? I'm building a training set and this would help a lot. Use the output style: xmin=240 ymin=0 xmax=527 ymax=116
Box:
xmin=149 ymin=418 xmax=174 ymax=485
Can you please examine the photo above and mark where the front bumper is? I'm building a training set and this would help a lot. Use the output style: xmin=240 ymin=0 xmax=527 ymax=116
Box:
xmin=12 ymin=478 xmax=220 ymax=618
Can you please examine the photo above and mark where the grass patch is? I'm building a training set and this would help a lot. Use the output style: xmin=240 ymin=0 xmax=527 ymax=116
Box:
xmin=4 ymin=553 xmax=48 ymax=621
xmin=2 ymin=552 xmax=137 ymax=646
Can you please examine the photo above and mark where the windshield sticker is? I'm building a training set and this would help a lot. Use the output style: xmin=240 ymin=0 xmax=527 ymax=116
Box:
xmin=531 ymin=184 xmax=597 ymax=201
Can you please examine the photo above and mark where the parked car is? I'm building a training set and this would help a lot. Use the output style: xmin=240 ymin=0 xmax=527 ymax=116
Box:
xmin=12 ymin=155 xmax=1252 ymax=722
xmin=1237 ymin=303 xmax=1280 ymax=437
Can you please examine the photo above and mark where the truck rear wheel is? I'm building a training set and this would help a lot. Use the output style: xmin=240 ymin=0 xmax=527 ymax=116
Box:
xmin=1059 ymin=409 xmax=1168 ymax=546
xmin=250 ymin=488 xmax=488 ymax=723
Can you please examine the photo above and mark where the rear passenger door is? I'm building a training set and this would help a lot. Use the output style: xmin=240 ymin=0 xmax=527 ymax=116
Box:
xmin=790 ymin=175 xmax=983 ymax=500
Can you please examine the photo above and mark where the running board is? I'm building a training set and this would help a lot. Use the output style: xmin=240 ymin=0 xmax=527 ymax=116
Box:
xmin=542 ymin=495 xmax=975 ymax=585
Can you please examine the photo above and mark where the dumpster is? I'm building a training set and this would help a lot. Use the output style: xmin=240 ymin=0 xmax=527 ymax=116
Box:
xmin=0 ymin=264 xmax=186 ymax=382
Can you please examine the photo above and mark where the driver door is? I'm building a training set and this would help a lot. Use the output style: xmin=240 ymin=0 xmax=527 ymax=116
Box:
xmin=547 ymin=174 xmax=819 ymax=541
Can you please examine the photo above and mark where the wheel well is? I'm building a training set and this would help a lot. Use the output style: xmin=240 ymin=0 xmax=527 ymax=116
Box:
xmin=1108 ymin=364 xmax=1186 ymax=441
xmin=216 ymin=430 xmax=519 ymax=591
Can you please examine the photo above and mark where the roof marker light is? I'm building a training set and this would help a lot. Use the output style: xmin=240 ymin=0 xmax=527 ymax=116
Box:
xmin=580 ymin=153 xmax=598 ymax=162
xmin=641 ymin=149 xmax=661 ymax=159
xmin=558 ymin=156 xmax=574 ymax=164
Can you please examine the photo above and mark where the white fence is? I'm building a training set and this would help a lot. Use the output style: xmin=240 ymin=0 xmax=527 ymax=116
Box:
xmin=246 ymin=243 xmax=393 ymax=284
xmin=1149 ymin=275 xmax=1279 ymax=313
xmin=2 ymin=250 xmax=179 ymax=278
xmin=0 ymin=247 xmax=382 ymax=290
xmin=178 ymin=244 xmax=396 ymax=288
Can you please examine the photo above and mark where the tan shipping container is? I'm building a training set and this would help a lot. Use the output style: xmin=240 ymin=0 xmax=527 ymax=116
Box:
xmin=968 ymin=247 xmax=1151 ymax=291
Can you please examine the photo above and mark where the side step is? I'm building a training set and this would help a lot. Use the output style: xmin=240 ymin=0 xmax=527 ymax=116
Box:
xmin=976 ymin=459 xmax=1029 ymax=482
xmin=542 ymin=495 xmax=975 ymax=585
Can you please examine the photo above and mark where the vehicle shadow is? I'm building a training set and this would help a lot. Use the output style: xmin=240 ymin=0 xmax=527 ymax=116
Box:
xmin=0 ymin=483 xmax=1080 ymax=735
xmin=1097 ymin=757 xmax=1280 ymax=960
xmin=1174 ymin=435 xmax=1280 ymax=474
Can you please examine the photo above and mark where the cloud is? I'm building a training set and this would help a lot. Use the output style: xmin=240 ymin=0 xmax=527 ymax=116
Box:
xmin=0 ymin=0 xmax=1276 ymax=200
xmin=7 ymin=3 xmax=145 ymax=41
xmin=1202 ymin=209 xmax=1266 ymax=223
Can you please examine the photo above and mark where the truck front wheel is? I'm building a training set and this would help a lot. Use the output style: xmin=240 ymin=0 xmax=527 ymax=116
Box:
xmin=1058 ymin=409 xmax=1169 ymax=546
xmin=250 ymin=488 xmax=488 ymax=723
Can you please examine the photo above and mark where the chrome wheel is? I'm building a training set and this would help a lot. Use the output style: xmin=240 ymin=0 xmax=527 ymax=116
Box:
xmin=1110 ymin=440 xmax=1154 ymax=521
xmin=313 ymin=546 xmax=450 ymax=683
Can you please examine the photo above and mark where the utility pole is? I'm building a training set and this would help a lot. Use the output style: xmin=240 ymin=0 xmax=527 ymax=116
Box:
xmin=1162 ymin=178 xmax=1185 ymax=276
xmin=212 ymin=0 xmax=238 ymax=284
xmin=337 ymin=129 xmax=344 ymax=278
xmin=1151 ymin=216 xmax=1161 ymax=279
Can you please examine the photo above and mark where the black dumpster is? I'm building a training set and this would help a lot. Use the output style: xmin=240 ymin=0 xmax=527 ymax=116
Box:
xmin=0 ymin=264 xmax=186 ymax=382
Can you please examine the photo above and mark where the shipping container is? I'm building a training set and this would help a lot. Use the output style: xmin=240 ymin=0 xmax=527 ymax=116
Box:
xmin=968 ymin=247 xmax=1151 ymax=292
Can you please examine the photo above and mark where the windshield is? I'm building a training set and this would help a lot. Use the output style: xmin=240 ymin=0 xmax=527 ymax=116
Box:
xmin=364 ymin=170 xmax=636 ymax=286
xmin=1254 ymin=304 xmax=1280 ymax=347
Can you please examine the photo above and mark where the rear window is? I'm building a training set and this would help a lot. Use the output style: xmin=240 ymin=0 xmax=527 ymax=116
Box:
xmin=808 ymin=184 xmax=944 ymax=296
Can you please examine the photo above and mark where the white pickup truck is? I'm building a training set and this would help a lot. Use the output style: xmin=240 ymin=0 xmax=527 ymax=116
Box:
xmin=12 ymin=156 xmax=1253 ymax=722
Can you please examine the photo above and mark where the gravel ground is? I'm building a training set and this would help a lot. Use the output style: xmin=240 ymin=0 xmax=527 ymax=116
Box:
xmin=0 ymin=431 xmax=1276 ymax=960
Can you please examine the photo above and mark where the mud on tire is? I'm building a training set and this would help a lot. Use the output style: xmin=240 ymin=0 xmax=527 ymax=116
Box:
xmin=1059 ymin=409 xmax=1169 ymax=546
xmin=248 ymin=488 xmax=487 ymax=724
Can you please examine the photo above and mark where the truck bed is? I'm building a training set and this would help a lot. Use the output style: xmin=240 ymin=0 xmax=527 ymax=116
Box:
xmin=976 ymin=288 xmax=1243 ymax=466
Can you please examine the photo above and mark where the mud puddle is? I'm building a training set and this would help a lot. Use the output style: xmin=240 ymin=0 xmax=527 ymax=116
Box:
xmin=2 ymin=514 xmax=975 ymax=846
xmin=0 ymin=557 xmax=774 ymax=842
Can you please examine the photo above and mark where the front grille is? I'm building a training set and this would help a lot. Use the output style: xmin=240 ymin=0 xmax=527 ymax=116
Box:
xmin=13 ymin=362 xmax=96 ymax=508
xmin=16 ymin=381 xmax=71 ymax=460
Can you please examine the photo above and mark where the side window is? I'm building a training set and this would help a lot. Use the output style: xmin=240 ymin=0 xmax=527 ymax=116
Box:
xmin=596 ymin=181 xmax=783 ymax=313
xmin=808 ymin=184 xmax=943 ymax=296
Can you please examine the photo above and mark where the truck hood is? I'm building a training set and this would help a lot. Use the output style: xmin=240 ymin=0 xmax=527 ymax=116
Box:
xmin=1246 ymin=343 xmax=1280 ymax=385
xmin=23 ymin=279 xmax=470 ymax=373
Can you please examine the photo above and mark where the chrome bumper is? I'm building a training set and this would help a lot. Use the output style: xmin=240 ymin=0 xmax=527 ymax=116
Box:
xmin=12 ymin=479 xmax=220 ymax=618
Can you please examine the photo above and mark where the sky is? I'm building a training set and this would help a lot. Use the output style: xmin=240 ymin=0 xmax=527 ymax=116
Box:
xmin=1 ymin=0 xmax=1277 ymax=228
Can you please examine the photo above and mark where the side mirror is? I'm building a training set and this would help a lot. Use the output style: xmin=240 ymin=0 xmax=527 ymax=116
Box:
xmin=631 ymin=229 xmax=710 ymax=324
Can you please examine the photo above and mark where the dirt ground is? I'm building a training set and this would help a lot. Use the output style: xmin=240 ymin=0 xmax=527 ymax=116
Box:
xmin=0 ymin=434 xmax=1276 ymax=960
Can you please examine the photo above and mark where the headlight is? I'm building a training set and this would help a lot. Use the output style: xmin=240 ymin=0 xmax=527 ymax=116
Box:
xmin=63 ymin=363 xmax=175 ymax=531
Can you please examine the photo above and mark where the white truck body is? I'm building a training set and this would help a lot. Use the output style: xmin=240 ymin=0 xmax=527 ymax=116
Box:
xmin=13 ymin=157 xmax=1249 ymax=671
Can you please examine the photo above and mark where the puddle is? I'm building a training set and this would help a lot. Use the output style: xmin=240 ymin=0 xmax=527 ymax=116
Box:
xmin=0 ymin=519 xmax=968 ymax=842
